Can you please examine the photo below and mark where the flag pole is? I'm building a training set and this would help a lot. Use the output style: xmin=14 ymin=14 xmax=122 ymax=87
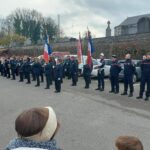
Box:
xmin=79 ymin=32 xmax=84 ymax=66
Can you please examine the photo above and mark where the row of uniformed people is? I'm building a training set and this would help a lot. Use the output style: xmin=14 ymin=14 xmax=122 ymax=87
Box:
xmin=0 ymin=53 xmax=150 ymax=100
xmin=94 ymin=52 xmax=150 ymax=101
xmin=0 ymin=55 xmax=79 ymax=93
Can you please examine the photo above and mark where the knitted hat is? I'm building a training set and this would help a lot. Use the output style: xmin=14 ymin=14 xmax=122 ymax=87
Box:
xmin=15 ymin=106 xmax=58 ymax=142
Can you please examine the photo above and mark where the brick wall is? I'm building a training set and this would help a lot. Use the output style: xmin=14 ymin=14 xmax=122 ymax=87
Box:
xmin=5 ymin=33 xmax=150 ymax=59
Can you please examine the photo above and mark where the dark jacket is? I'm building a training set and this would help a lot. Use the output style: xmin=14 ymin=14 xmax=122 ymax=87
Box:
xmin=124 ymin=59 xmax=135 ymax=76
xmin=54 ymin=64 xmax=63 ymax=80
xmin=32 ymin=62 xmax=42 ymax=76
xmin=45 ymin=63 xmax=53 ymax=76
xmin=83 ymin=64 xmax=91 ymax=77
xmin=141 ymin=59 xmax=150 ymax=77
xmin=18 ymin=60 xmax=24 ymax=73
xmin=70 ymin=60 xmax=78 ymax=75
xmin=24 ymin=61 xmax=31 ymax=73
xmin=110 ymin=60 xmax=121 ymax=77
xmin=64 ymin=59 xmax=71 ymax=71
xmin=10 ymin=60 xmax=17 ymax=70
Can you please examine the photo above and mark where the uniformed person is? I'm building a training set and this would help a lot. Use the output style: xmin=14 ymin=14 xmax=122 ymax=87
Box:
xmin=0 ymin=59 xmax=4 ymax=76
xmin=63 ymin=55 xmax=71 ymax=79
xmin=39 ymin=57 xmax=45 ymax=83
xmin=70 ymin=56 xmax=78 ymax=86
xmin=109 ymin=55 xmax=121 ymax=94
xmin=95 ymin=53 xmax=105 ymax=91
xmin=32 ymin=58 xmax=42 ymax=87
xmin=24 ymin=57 xmax=31 ymax=84
xmin=54 ymin=58 xmax=63 ymax=93
xmin=83 ymin=60 xmax=92 ymax=89
xmin=44 ymin=59 xmax=53 ymax=89
xmin=18 ymin=57 xmax=24 ymax=82
xmin=10 ymin=56 xmax=17 ymax=80
xmin=30 ymin=57 xmax=36 ymax=81
xmin=137 ymin=53 xmax=150 ymax=101
xmin=121 ymin=53 xmax=135 ymax=97
xmin=50 ymin=56 xmax=56 ymax=82
xmin=4 ymin=58 xmax=11 ymax=78
xmin=15 ymin=57 xmax=20 ymax=76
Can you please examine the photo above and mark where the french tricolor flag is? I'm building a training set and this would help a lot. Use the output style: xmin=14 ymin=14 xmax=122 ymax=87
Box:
xmin=43 ymin=39 xmax=52 ymax=63
xmin=87 ymin=30 xmax=94 ymax=66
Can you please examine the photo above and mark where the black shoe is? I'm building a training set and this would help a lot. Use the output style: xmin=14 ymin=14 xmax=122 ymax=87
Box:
xmin=121 ymin=92 xmax=127 ymax=95
xmin=114 ymin=91 xmax=119 ymax=94
xmin=136 ymin=96 xmax=143 ymax=99
xmin=109 ymin=91 xmax=114 ymax=93
xmin=45 ymin=87 xmax=50 ymax=89
xmin=85 ymin=86 xmax=89 ymax=89
xmin=95 ymin=88 xmax=100 ymax=90
xmin=55 ymin=91 xmax=60 ymax=93
xmin=144 ymin=97 xmax=149 ymax=101
xmin=26 ymin=82 xmax=31 ymax=84
xmin=19 ymin=80 xmax=23 ymax=82
xmin=35 ymin=85 xmax=40 ymax=87
xmin=128 ymin=93 xmax=133 ymax=97
xmin=11 ymin=78 xmax=15 ymax=80
xmin=100 ymin=88 xmax=104 ymax=91
xmin=71 ymin=84 xmax=76 ymax=86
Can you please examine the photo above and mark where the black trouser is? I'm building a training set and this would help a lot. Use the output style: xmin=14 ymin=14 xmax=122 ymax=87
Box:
xmin=25 ymin=72 xmax=31 ymax=83
xmin=45 ymin=75 xmax=51 ymax=88
xmin=110 ymin=75 xmax=119 ymax=92
xmin=72 ymin=74 xmax=78 ymax=85
xmin=65 ymin=70 xmax=71 ymax=79
xmin=15 ymin=67 xmax=19 ymax=76
xmin=31 ymin=71 xmax=36 ymax=81
xmin=55 ymin=79 xmax=61 ymax=92
xmin=6 ymin=69 xmax=10 ymax=78
xmin=84 ymin=75 xmax=90 ymax=88
xmin=40 ymin=73 xmax=44 ymax=82
xmin=98 ymin=72 xmax=104 ymax=90
xmin=3 ymin=69 xmax=7 ymax=77
xmin=140 ymin=75 xmax=150 ymax=97
xmin=0 ymin=69 xmax=3 ymax=76
xmin=36 ymin=75 xmax=40 ymax=86
xmin=11 ymin=69 xmax=16 ymax=79
xmin=124 ymin=74 xmax=134 ymax=93
xmin=19 ymin=72 xmax=24 ymax=81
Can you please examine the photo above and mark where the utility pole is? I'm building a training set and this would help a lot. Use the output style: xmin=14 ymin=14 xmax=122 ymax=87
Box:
xmin=57 ymin=14 xmax=60 ymax=39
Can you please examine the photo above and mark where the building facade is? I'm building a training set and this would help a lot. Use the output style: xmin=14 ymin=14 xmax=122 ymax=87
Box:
xmin=115 ymin=14 xmax=150 ymax=36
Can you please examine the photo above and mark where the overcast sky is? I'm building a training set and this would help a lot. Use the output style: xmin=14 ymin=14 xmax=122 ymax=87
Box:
xmin=0 ymin=0 xmax=150 ymax=38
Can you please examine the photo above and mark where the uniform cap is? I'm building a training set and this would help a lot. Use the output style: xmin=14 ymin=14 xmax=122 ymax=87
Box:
xmin=100 ymin=53 xmax=104 ymax=57
xmin=112 ymin=55 xmax=117 ymax=58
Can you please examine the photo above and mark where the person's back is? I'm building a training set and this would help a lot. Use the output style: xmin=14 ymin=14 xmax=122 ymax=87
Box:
xmin=11 ymin=148 xmax=47 ymax=150
xmin=5 ymin=106 xmax=61 ymax=150
xmin=115 ymin=136 xmax=143 ymax=150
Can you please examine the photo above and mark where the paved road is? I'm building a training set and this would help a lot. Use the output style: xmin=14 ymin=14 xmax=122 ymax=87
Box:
xmin=0 ymin=76 xmax=150 ymax=150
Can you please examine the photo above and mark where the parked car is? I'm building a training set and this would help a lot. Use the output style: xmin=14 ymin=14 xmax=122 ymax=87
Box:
xmin=91 ymin=59 xmax=112 ymax=77
xmin=64 ymin=55 xmax=97 ymax=76
xmin=118 ymin=59 xmax=142 ymax=83
xmin=78 ymin=56 xmax=98 ymax=76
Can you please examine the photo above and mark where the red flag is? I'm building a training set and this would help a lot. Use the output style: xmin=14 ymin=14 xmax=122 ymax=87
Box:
xmin=77 ymin=33 xmax=83 ymax=64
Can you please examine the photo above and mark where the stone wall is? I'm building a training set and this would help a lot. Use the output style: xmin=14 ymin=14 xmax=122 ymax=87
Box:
xmin=4 ymin=32 xmax=150 ymax=59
